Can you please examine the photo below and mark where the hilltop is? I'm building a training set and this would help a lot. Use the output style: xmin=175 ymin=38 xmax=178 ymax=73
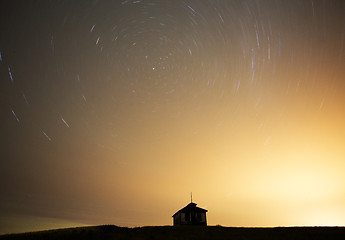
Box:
xmin=1 ymin=225 xmax=345 ymax=240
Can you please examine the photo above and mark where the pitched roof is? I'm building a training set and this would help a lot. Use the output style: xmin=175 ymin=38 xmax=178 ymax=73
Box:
xmin=172 ymin=202 xmax=208 ymax=217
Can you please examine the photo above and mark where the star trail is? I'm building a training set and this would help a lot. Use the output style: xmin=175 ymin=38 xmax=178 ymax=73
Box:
xmin=1 ymin=0 xmax=345 ymax=234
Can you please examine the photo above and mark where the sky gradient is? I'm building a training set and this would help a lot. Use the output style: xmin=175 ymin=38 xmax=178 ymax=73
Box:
xmin=1 ymin=0 xmax=345 ymax=234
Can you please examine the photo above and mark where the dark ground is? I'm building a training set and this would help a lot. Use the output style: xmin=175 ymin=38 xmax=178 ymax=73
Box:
xmin=1 ymin=225 xmax=345 ymax=240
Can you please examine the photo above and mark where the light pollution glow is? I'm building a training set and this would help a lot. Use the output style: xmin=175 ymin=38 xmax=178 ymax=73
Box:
xmin=1 ymin=0 xmax=345 ymax=234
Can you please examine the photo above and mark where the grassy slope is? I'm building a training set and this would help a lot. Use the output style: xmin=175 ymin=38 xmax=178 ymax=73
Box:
xmin=1 ymin=225 xmax=345 ymax=240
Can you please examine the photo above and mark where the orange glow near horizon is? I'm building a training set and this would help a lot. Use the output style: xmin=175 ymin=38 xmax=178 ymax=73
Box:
xmin=67 ymin=82 xmax=345 ymax=228
xmin=2 ymin=1 xmax=345 ymax=234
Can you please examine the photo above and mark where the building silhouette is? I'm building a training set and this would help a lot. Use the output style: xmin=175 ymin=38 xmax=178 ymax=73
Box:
xmin=172 ymin=200 xmax=208 ymax=226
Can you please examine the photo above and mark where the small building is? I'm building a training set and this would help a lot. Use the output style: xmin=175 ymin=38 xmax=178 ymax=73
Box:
xmin=172 ymin=201 xmax=208 ymax=226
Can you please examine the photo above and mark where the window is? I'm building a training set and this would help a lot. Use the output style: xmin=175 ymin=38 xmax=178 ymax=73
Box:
xmin=185 ymin=212 xmax=190 ymax=221
xmin=201 ymin=213 xmax=205 ymax=222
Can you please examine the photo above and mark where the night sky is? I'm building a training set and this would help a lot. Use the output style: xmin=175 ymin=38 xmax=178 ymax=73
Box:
xmin=1 ymin=0 xmax=345 ymax=234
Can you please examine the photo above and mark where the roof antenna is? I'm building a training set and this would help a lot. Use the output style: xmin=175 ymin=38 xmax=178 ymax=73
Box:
xmin=191 ymin=192 xmax=193 ymax=203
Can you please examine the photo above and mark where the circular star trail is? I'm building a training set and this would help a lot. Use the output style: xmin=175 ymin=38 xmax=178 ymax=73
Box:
xmin=1 ymin=0 xmax=345 ymax=233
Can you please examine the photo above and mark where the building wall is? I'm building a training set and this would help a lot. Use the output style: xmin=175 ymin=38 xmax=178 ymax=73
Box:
xmin=173 ymin=213 xmax=181 ymax=225
xmin=174 ymin=212 xmax=207 ymax=226
xmin=201 ymin=213 xmax=206 ymax=225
